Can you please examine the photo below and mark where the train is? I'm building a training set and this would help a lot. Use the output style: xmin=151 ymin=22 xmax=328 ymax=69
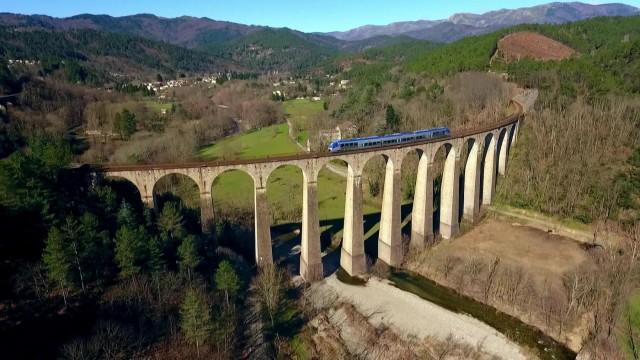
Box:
xmin=328 ymin=127 xmax=451 ymax=153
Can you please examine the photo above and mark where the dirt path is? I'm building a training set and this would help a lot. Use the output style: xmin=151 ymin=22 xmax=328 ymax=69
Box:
xmin=311 ymin=274 xmax=528 ymax=360
xmin=286 ymin=119 xmax=310 ymax=152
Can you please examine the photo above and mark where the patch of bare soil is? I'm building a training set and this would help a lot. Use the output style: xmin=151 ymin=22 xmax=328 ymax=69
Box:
xmin=407 ymin=217 xmax=594 ymax=351
xmin=441 ymin=217 xmax=589 ymax=284
xmin=494 ymin=31 xmax=576 ymax=63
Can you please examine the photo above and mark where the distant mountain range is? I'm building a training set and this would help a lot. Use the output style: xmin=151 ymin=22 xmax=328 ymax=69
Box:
xmin=328 ymin=2 xmax=639 ymax=42
xmin=0 ymin=12 xmax=413 ymax=72
xmin=1 ymin=2 xmax=638 ymax=47
xmin=0 ymin=2 xmax=638 ymax=75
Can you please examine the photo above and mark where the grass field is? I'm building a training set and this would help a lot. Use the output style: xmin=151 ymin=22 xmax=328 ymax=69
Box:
xmin=622 ymin=292 xmax=640 ymax=356
xmin=143 ymin=99 xmax=174 ymax=113
xmin=200 ymin=105 xmax=384 ymax=241
xmin=283 ymin=99 xmax=324 ymax=145
xmin=198 ymin=123 xmax=302 ymax=160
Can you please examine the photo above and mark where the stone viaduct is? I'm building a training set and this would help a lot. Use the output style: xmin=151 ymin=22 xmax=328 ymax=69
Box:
xmin=94 ymin=91 xmax=535 ymax=282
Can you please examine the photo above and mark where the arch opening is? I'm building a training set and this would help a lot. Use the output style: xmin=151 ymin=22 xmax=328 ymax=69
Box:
xmin=400 ymin=149 xmax=423 ymax=237
xmin=508 ymin=124 xmax=517 ymax=156
xmin=480 ymin=133 xmax=497 ymax=208
xmin=103 ymin=176 xmax=144 ymax=212
xmin=153 ymin=173 xmax=201 ymax=235
xmin=360 ymin=154 xmax=390 ymax=264
xmin=430 ymin=144 xmax=448 ymax=237
xmin=460 ymin=138 xmax=480 ymax=224
xmin=496 ymin=128 xmax=508 ymax=178
xmin=265 ymin=164 xmax=304 ymax=272
xmin=431 ymin=142 xmax=459 ymax=239
xmin=316 ymin=159 xmax=353 ymax=276
xmin=210 ymin=169 xmax=256 ymax=261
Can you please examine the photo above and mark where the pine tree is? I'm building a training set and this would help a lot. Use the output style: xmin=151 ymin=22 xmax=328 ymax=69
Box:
xmin=178 ymin=235 xmax=201 ymax=280
xmin=79 ymin=212 xmax=111 ymax=284
xmin=114 ymin=225 xmax=144 ymax=277
xmin=180 ymin=288 xmax=212 ymax=357
xmin=117 ymin=201 xmax=138 ymax=228
xmin=147 ymin=236 xmax=166 ymax=305
xmin=385 ymin=104 xmax=400 ymax=133
xmin=43 ymin=227 xmax=72 ymax=306
xmin=214 ymin=260 xmax=240 ymax=308
xmin=158 ymin=202 xmax=185 ymax=242
xmin=113 ymin=109 xmax=137 ymax=140
xmin=147 ymin=236 xmax=165 ymax=273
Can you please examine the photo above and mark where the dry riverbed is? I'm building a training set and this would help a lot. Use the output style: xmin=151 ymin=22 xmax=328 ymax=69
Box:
xmin=309 ymin=274 xmax=531 ymax=360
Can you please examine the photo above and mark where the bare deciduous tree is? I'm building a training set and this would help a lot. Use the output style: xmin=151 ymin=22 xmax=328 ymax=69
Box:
xmin=254 ymin=264 xmax=284 ymax=326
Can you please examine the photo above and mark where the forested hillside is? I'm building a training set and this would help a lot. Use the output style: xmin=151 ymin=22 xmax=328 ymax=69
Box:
xmin=407 ymin=15 xmax=640 ymax=92
xmin=414 ymin=15 xmax=640 ymax=224
xmin=203 ymin=28 xmax=339 ymax=72
xmin=0 ymin=16 xmax=431 ymax=75
xmin=325 ymin=16 xmax=640 ymax=225
xmin=0 ymin=27 xmax=232 ymax=82
xmin=0 ymin=13 xmax=258 ymax=48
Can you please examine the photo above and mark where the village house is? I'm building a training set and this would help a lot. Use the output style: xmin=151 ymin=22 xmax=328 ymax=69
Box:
xmin=318 ymin=121 xmax=358 ymax=143
xmin=8 ymin=59 xmax=40 ymax=66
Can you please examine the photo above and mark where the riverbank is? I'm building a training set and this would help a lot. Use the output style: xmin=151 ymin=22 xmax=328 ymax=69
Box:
xmin=310 ymin=273 xmax=530 ymax=360
xmin=406 ymin=217 xmax=591 ymax=353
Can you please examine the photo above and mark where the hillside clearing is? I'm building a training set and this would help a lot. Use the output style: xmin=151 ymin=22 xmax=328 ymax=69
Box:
xmin=198 ymin=123 xmax=302 ymax=160
xmin=493 ymin=31 xmax=576 ymax=63
xmin=283 ymin=99 xmax=324 ymax=145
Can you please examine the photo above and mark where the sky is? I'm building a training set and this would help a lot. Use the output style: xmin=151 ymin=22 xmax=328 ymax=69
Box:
xmin=2 ymin=0 xmax=639 ymax=32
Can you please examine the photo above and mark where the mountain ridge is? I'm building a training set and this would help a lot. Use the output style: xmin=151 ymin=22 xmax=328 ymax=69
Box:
xmin=0 ymin=12 xmax=260 ymax=48
xmin=328 ymin=2 xmax=639 ymax=42
xmin=1 ymin=2 xmax=638 ymax=47
xmin=0 ymin=2 xmax=638 ymax=74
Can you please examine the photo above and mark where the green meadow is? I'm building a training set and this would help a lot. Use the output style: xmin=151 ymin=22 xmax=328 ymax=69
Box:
xmin=198 ymin=123 xmax=302 ymax=160
xmin=143 ymin=99 xmax=175 ymax=113
xmin=283 ymin=99 xmax=324 ymax=145
xmin=211 ymin=165 xmax=382 ymax=223
xmin=199 ymin=100 xmax=385 ymax=240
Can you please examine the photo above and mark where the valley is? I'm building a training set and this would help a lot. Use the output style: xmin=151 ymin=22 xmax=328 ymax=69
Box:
xmin=1 ymin=2 xmax=640 ymax=359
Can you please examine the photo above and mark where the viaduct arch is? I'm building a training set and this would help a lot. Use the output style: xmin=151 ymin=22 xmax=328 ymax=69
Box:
xmin=95 ymin=92 xmax=534 ymax=282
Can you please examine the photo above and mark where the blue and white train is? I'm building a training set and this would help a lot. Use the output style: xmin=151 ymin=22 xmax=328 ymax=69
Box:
xmin=328 ymin=127 xmax=451 ymax=153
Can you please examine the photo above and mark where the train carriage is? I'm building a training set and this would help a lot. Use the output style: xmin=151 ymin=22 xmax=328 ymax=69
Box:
xmin=328 ymin=127 xmax=450 ymax=152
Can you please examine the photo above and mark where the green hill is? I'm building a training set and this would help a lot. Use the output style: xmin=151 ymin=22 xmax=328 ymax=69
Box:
xmin=405 ymin=16 xmax=640 ymax=94
xmin=204 ymin=28 xmax=339 ymax=73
